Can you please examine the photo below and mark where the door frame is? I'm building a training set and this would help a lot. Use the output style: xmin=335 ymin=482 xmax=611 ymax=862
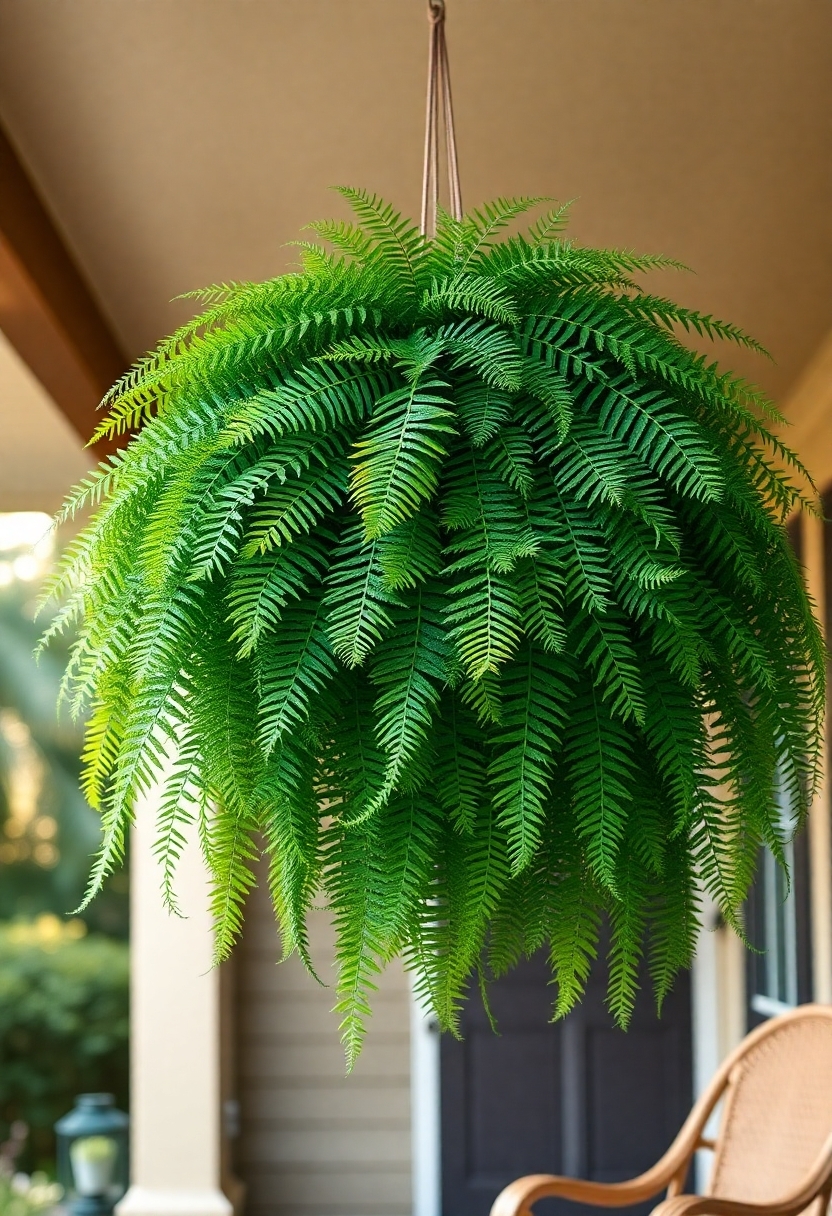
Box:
xmin=411 ymin=981 xmax=442 ymax=1216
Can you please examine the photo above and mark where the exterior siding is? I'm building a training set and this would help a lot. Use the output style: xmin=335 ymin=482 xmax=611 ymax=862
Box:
xmin=235 ymin=871 xmax=412 ymax=1216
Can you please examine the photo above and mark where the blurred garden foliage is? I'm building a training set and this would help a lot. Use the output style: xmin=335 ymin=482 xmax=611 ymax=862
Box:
xmin=0 ymin=521 xmax=128 ymax=936
xmin=0 ymin=917 xmax=128 ymax=1173
xmin=0 ymin=516 xmax=130 ymax=1172
xmin=0 ymin=1169 xmax=63 ymax=1216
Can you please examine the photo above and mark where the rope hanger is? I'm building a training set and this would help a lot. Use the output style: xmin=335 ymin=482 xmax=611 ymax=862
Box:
xmin=420 ymin=0 xmax=463 ymax=238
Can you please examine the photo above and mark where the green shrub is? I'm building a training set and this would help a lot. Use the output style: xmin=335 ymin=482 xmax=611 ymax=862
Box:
xmin=0 ymin=917 xmax=128 ymax=1172
xmin=0 ymin=1171 xmax=62 ymax=1216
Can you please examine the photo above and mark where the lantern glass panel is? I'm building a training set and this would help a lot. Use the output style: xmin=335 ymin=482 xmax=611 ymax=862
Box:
xmin=55 ymin=1094 xmax=128 ymax=1216
xmin=70 ymin=1136 xmax=119 ymax=1196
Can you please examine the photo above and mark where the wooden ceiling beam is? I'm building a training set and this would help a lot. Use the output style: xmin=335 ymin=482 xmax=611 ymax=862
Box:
xmin=0 ymin=123 xmax=126 ymax=454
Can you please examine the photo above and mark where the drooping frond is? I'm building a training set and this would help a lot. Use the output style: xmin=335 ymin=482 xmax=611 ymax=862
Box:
xmin=46 ymin=192 xmax=824 ymax=1062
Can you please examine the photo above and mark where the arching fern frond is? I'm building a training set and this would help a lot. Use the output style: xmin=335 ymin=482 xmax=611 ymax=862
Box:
xmin=46 ymin=191 xmax=824 ymax=1058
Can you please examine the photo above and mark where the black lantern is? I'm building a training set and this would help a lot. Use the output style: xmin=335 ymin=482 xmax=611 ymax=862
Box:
xmin=55 ymin=1094 xmax=129 ymax=1216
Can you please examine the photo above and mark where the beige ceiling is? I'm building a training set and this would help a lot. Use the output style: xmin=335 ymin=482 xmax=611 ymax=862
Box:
xmin=1 ymin=0 xmax=832 ymax=497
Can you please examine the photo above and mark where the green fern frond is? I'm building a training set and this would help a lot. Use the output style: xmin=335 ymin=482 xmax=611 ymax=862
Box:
xmin=350 ymin=374 xmax=456 ymax=538
xmin=45 ymin=191 xmax=824 ymax=1062
xmin=306 ymin=217 xmax=375 ymax=262
xmin=421 ymin=273 xmax=519 ymax=325
xmin=335 ymin=186 xmax=428 ymax=299
xmin=488 ymin=644 xmax=575 ymax=871
xmin=435 ymin=195 xmax=548 ymax=274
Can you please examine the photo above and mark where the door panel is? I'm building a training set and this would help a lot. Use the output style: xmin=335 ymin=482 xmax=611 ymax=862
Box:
xmin=441 ymin=947 xmax=692 ymax=1216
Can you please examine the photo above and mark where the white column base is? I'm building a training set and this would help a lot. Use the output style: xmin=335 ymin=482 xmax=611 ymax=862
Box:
xmin=117 ymin=1186 xmax=232 ymax=1216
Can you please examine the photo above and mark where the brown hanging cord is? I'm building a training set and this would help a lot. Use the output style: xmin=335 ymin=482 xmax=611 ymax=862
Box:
xmin=420 ymin=0 xmax=463 ymax=239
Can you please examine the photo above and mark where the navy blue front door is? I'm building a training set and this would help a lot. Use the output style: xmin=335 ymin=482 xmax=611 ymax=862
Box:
xmin=440 ymin=946 xmax=692 ymax=1216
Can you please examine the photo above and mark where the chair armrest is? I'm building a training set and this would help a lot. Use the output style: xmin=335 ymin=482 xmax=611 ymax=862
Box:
xmin=490 ymin=1172 xmax=672 ymax=1216
xmin=649 ymin=1132 xmax=832 ymax=1216
xmin=651 ymin=1196 xmax=819 ymax=1216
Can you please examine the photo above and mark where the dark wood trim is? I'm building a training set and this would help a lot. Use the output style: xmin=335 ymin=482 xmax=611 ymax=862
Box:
xmin=0 ymin=123 xmax=126 ymax=452
xmin=794 ymin=824 xmax=814 ymax=1004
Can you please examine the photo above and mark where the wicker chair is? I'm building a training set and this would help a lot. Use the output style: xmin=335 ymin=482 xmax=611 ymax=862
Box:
xmin=491 ymin=1003 xmax=832 ymax=1216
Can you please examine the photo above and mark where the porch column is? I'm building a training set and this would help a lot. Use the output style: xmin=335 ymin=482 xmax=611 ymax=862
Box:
xmin=116 ymin=785 xmax=231 ymax=1216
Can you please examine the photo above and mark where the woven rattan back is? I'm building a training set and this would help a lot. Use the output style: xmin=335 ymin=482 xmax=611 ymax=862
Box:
xmin=708 ymin=1008 xmax=832 ymax=1208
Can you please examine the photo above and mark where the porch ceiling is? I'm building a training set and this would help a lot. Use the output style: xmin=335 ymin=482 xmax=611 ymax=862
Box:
xmin=1 ymin=0 xmax=832 ymax=499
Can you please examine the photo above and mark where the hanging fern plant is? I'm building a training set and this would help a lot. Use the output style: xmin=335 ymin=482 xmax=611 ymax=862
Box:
xmin=44 ymin=191 xmax=824 ymax=1062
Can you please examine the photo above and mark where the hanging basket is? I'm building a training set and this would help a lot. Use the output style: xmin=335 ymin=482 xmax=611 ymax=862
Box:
xmin=45 ymin=188 xmax=824 ymax=1061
